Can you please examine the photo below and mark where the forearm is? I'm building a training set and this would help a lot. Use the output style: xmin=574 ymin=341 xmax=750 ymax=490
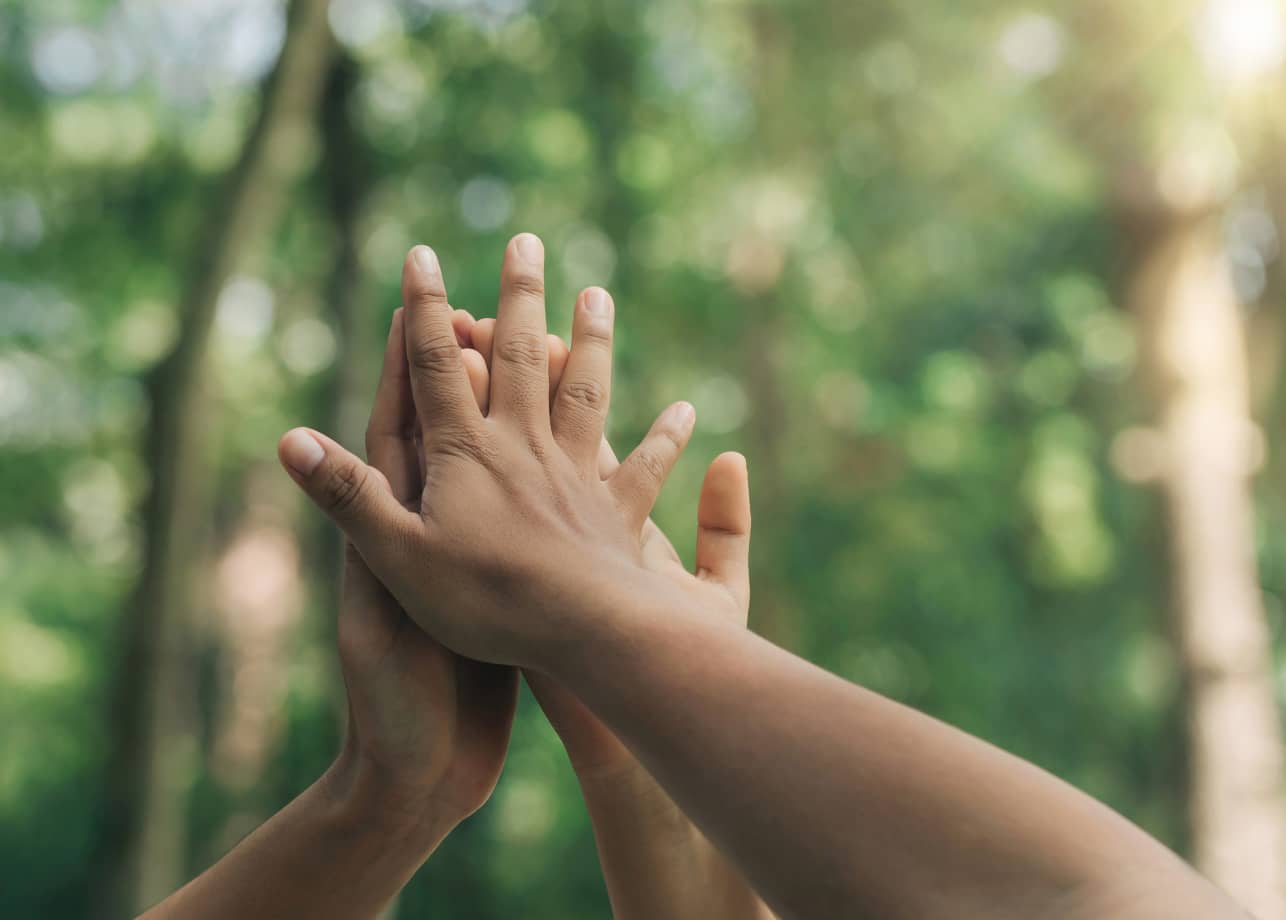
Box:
xmin=575 ymin=758 xmax=774 ymax=920
xmin=542 ymin=588 xmax=1241 ymax=920
xmin=139 ymin=752 xmax=454 ymax=919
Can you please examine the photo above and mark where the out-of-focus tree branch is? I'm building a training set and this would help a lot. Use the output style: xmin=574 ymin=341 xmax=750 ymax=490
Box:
xmin=91 ymin=1 xmax=336 ymax=915
xmin=1058 ymin=5 xmax=1286 ymax=916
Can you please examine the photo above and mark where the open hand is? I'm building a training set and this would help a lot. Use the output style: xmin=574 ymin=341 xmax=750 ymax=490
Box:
xmin=469 ymin=284 xmax=769 ymax=920
xmin=324 ymin=307 xmax=516 ymax=826
xmin=467 ymin=311 xmax=750 ymax=773
xmin=278 ymin=234 xmax=693 ymax=670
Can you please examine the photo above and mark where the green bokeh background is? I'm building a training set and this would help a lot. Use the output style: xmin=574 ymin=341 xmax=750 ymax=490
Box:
xmin=1 ymin=0 xmax=1284 ymax=916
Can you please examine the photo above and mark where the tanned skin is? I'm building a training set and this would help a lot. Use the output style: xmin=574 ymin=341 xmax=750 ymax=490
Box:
xmin=279 ymin=233 xmax=1246 ymax=920
xmin=145 ymin=254 xmax=771 ymax=918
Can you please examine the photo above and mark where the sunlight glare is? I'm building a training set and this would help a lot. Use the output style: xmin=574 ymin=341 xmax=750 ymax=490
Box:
xmin=1195 ymin=0 xmax=1286 ymax=84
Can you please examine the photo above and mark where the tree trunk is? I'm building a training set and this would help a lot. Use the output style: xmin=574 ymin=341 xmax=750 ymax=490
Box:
xmin=92 ymin=2 xmax=335 ymax=915
xmin=1057 ymin=5 xmax=1286 ymax=908
xmin=1128 ymin=204 xmax=1286 ymax=919
xmin=741 ymin=305 xmax=800 ymax=650
xmin=320 ymin=53 xmax=375 ymax=454
xmin=736 ymin=7 xmax=801 ymax=651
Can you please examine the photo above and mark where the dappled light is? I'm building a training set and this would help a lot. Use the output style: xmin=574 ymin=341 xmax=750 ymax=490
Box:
xmin=1 ymin=0 xmax=1285 ymax=917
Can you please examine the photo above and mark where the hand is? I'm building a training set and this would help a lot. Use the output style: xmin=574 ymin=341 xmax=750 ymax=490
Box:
xmin=278 ymin=233 xmax=693 ymax=669
xmin=324 ymin=307 xmax=517 ymax=827
xmin=524 ymin=447 xmax=768 ymax=920
xmin=470 ymin=306 xmax=750 ymax=774
xmin=471 ymin=294 xmax=771 ymax=920
xmin=153 ymin=302 xmax=580 ymax=920
xmin=530 ymin=452 xmax=750 ymax=774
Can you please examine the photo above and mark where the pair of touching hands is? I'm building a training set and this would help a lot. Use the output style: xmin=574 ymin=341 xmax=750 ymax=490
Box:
xmin=280 ymin=234 xmax=766 ymax=916
xmin=153 ymin=233 xmax=1243 ymax=920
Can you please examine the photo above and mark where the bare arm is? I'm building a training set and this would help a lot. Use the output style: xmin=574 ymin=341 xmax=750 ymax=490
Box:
xmin=147 ymin=308 xmax=518 ymax=918
xmin=283 ymin=235 xmax=1243 ymax=920
xmin=538 ymin=596 xmax=1243 ymax=920
xmin=140 ymin=755 xmax=453 ymax=920
xmin=547 ymin=452 xmax=772 ymax=920
xmin=470 ymin=311 xmax=774 ymax=920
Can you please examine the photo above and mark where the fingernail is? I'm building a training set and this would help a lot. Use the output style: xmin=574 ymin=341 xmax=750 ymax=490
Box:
xmin=672 ymin=402 xmax=696 ymax=430
xmin=412 ymin=245 xmax=439 ymax=275
xmin=515 ymin=233 xmax=543 ymax=265
xmin=281 ymin=429 xmax=325 ymax=476
xmin=585 ymin=288 xmax=611 ymax=316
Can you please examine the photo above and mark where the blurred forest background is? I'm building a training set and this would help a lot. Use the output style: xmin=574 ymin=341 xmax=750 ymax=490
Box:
xmin=2 ymin=0 xmax=1286 ymax=917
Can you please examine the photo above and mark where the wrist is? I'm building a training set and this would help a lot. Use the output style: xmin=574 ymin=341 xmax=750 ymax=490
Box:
xmin=535 ymin=570 xmax=740 ymax=693
xmin=578 ymin=755 xmax=692 ymax=833
xmin=319 ymin=745 xmax=458 ymax=851
xmin=528 ymin=554 xmax=682 ymax=677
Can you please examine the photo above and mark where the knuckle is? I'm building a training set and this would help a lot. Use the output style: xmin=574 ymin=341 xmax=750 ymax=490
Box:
xmin=558 ymin=377 xmax=607 ymax=413
xmin=525 ymin=435 xmax=551 ymax=466
xmin=324 ymin=462 xmax=370 ymax=516
xmin=433 ymin=424 xmax=495 ymax=467
xmin=408 ymin=337 xmax=460 ymax=375
xmin=577 ymin=322 xmax=613 ymax=346
xmin=507 ymin=272 xmax=545 ymax=301
xmin=634 ymin=448 xmax=668 ymax=484
xmin=409 ymin=278 xmax=448 ymax=306
xmin=495 ymin=331 xmax=547 ymax=370
xmin=658 ymin=426 xmax=685 ymax=451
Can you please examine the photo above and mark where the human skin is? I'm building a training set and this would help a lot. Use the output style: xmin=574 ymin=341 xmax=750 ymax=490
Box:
xmin=142 ymin=309 xmax=516 ymax=919
xmin=471 ymin=310 xmax=773 ymax=919
xmin=146 ymin=286 xmax=769 ymax=919
xmin=279 ymin=233 xmax=1246 ymax=920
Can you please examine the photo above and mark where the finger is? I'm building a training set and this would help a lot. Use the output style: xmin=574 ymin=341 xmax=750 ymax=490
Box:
xmin=365 ymin=309 xmax=419 ymax=505
xmin=642 ymin=518 xmax=684 ymax=567
xmin=489 ymin=233 xmax=550 ymax=430
xmin=401 ymin=245 xmax=482 ymax=437
xmin=462 ymin=347 xmax=491 ymax=415
xmin=552 ymin=287 xmax=614 ymax=465
xmin=596 ymin=437 xmax=620 ymax=479
xmin=278 ymin=428 xmax=416 ymax=563
xmin=340 ymin=540 xmax=395 ymax=618
xmin=337 ymin=514 xmax=406 ymax=669
xmin=472 ymin=320 xmax=565 ymax=404
xmin=609 ymin=402 xmax=696 ymax=531
xmin=695 ymin=452 xmax=752 ymax=613
xmin=471 ymin=317 xmax=495 ymax=363
xmin=599 ymin=436 xmax=679 ymax=565
xmin=452 ymin=308 xmax=476 ymax=348
xmin=547 ymin=334 xmax=568 ymax=403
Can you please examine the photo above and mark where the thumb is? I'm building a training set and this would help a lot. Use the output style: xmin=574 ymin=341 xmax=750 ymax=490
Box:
xmin=278 ymin=428 xmax=414 ymax=559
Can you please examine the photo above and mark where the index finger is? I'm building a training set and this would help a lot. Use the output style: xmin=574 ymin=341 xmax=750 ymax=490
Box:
xmin=401 ymin=245 xmax=483 ymax=439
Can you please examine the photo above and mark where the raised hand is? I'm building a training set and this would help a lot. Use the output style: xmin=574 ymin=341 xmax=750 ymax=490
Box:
xmin=277 ymin=234 xmax=693 ymax=671
xmin=144 ymin=305 xmax=532 ymax=920
xmin=472 ymin=294 xmax=772 ymax=920
xmin=479 ymin=292 xmax=747 ymax=766
xmin=327 ymin=307 xmax=517 ymax=825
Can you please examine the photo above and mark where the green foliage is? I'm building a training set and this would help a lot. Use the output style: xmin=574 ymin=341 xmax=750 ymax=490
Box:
xmin=0 ymin=0 xmax=1281 ymax=916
